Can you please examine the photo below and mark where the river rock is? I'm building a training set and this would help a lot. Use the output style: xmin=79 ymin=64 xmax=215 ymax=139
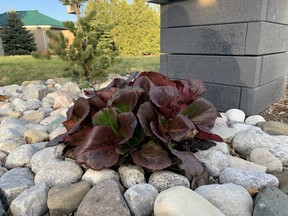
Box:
xmin=253 ymin=186 xmax=288 ymax=216
xmin=30 ymin=145 xmax=65 ymax=173
xmin=271 ymin=171 xmax=288 ymax=194
xmin=60 ymin=82 xmax=81 ymax=94
xmin=219 ymin=167 xmax=279 ymax=194
xmin=47 ymin=181 xmax=90 ymax=216
xmin=250 ymin=148 xmax=283 ymax=172
xmin=228 ymin=155 xmax=267 ymax=173
xmin=82 ymin=168 xmax=119 ymax=186
xmin=20 ymin=110 xmax=45 ymax=124
xmin=245 ymin=115 xmax=265 ymax=125
xmin=257 ymin=121 xmax=288 ymax=135
xmin=0 ymin=168 xmax=34 ymax=204
xmin=22 ymin=84 xmax=48 ymax=100
xmin=34 ymin=160 xmax=83 ymax=187
xmin=24 ymin=129 xmax=49 ymax=144
xmin=77 ymin=179 xmax=130 ymax=216
xmin=124 ymin=183 xmax=158 ymax=216
xmin=9 ymin=183 xmax=48 ymax=216
xmin=154 ymin=186 xmax=225 ymax=216
xmin=118 ymin=165 xmax=146 ymax=188
xmin=4 ymin=144 xmax=38 ymax=169
xmin=210 ymin=126 xmax=238 ymax=143
xmin=0 ymin=138 xmax=26 ymax=154
xmin=149 ymin=171 xmax=190 ymax=192
xmin=195 ymin=150 xmax=229 ymax=177
xmin=226 ymin=109 xmax=245 ymax=122
xmin=195 ymin=183 xmax=253 ymax=216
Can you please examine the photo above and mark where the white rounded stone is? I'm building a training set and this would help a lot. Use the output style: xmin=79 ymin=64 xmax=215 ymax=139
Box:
xmin=226 ymin=109 xmax=246 ymax=122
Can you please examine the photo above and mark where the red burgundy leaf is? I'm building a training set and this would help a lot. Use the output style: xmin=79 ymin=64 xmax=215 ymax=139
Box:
xmin=133 ymin=141 xmax=172 ymax=170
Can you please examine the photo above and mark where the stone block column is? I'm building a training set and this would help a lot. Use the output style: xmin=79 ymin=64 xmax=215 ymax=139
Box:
xmin=149 ymin=0 xmax=288 ymax=115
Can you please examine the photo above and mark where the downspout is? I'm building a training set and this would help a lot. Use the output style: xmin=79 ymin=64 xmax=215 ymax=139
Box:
xmin=42 ymin=28 xmax=47 ymax=51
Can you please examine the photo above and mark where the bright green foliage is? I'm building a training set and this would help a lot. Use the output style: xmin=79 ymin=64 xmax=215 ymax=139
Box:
xmin=86 ymin=0 xmax=160 ymax=56
xmin=1 ymin=11 xmax=36 ymax=55
xmin=46 ymin=5 xmax=119 ymax=85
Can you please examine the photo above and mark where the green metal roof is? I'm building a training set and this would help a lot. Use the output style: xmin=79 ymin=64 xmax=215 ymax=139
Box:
xmin=0 ymin=10 xmax=65 ymax=29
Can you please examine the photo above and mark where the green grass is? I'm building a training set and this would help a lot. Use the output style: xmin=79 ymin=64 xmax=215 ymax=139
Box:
xmin=0 ymin=55 xmax=160 ymax=86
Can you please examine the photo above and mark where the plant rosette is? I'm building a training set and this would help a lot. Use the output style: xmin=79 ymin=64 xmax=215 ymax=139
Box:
xmin=47 ymin=72 xmax=222 ymax=188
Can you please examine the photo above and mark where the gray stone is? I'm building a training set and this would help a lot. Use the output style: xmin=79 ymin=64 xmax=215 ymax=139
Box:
xmin=231 ymin=122 xmax=260 ymax=133
xmin=195 ymin=150 xmax=229 ymax=177
xmin=0 ymin=167 xmax=8 ymax=178
xmin=118 ymin=165 xmax=146 ymax=188
xmin=0 ymin=123 xmax=26 ymax=137
xmin=0 ymin=168 xmax=34 ymax=204
xmin=195 ymin=183 xmax=253 ymax=216
xmin=250 ymin=148 xmax=283 ymax=172
xmin=0 ymin=128 xmax=22 ymax=142
xmin=40 ymin=114 xmax=65 ymax=126
xmin=0 ymin=117 xmax=26 ymax=126
xmin=22 ymin=84 xmax=48 ymax=100
xmin=257 ymin=121 xmax=288 ymax=136
xmin=77 ymin=179 xmax=130 ymax=216
xmin=30 ymin=142 xmax=48 ymax=151
xmin=0 ymin=151 xmax=6 ymax=163
xmin=47 ymin=181 xmax=90 ymax=216
xmin=209 ymin=142 xmax=230 ymax=155
xmin=26 ymin=124 xmax=48 ymax=132
xmin=31 ymin=144 xmax=65 ymax=173
xmin=4 ymin=144 xmax=38 ymax=169
xmin=82 ymin=168 xmax=119 ymax=186
xmin=253 ymin=186 xmax=288 ymax=216
xmin=228 ymin=155 xmax=267 ymax=173
xmin=24 ymin=129 xmax=49 ymax=144
xmin=245 ymin=22 xmax=287 ymax=55
xmin=148 ymin=170 xmax=190 ymax=192
xmin=164 ymin=54 xmax=261 ymax=88
xmin=46 ymin=116 xmax=67 ymax=133
xmin=270 ymin=171 xmax=288 ymax=194
xmin=60 ymin=82 xmax=81 ymax=94
xmin=161 ymin=23 xmax=247 ymax=55
xmin=41 ymin=97 xmax=54 ymax=108
xmin=245 ymin=115 xmax=265 ymax=125
xmin=9 ymin=183 xmax=48 ymax=216
xmin=20 ymin=110 xmax=45 ymax=124
xmin=210 ymin=126 xmax=238 ymax=143
xmin=53 ymin=93 xmax=75 ymax=109
xmin=0 ymin=138 xmax=26 ymax=154
xmin=13 ymin=98 xmax=42 ymax=112
xmin=166 ymin=0 xmax=266 ymax=27
xmin=226 ymin=109 xmax=246 ymax=122
xmin=240 ymin=76 xmax=287 ymax=115
xmin=154 ymin=186 xmax=225 ymax=216
xmin=49 ymin=126 xmax=67 ymax=141
xmin=219 ymin=167 xmax=279 ymax=193
xmin=233 ymin=128 xmax=288 ymax=165
xmin=34 ymin=160 xmax=83 ymax=187
xmin=124 ymin=183 xmax=158 ymax=216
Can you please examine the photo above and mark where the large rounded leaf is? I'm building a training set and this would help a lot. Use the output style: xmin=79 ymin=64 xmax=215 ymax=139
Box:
xmin=149 ymin=85 xmax=180 ymax=118
xmin=133 ymin=141 xmax=172 ymax=170
xmin=74 ymin=126 xmax=119 ymax=170
xmin=167 ymin=114 xmax=197 ymax=142
xmin=182 ymin=98 xmax=218 ymax=130
xmin=63 ymin=97 xmax=90 ymax=134
xmin=137 ymin=102 xmax=157 ymax=136
xmin=138 ymin=71 xmax=177 ymax=87
xmin=118 ymin=112 xmax=138 ymax=144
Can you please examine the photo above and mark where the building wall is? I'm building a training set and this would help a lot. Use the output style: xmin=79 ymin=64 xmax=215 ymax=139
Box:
xmin=160 ymin=0 xmax=288 ymax=115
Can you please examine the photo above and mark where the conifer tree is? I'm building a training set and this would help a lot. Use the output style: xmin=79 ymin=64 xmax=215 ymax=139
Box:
xmin=1 ymin=11 xmax=36 ymax=55
xmin=47 ymin=1 xmax=118 ymax=85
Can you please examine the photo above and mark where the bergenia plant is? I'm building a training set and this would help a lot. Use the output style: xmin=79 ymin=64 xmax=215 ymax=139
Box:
xmin=47 ymin=72 xmax=222 ymax=188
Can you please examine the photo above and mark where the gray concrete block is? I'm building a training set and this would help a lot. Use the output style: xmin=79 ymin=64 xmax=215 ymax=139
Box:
xmin=260 ymin=53 xmax=288 ymax=85
xmin=266 ymin=0 xmax=288 ymax=24
xmin=160 ymin=4 xmax=168 ymax=28
xmin=245 ymin=22 xmax=287 ymax=55
xmin=163 ymin=55 xmax=262 ymax=88
xmin=161 ymin=23 xmax=247 ymax=55
xmin=203 ymin=83 xmax=242 ymax=112
xmin=240 ymin=76 xmax=287 ymax=115
xmin=166 ymin=0 xmax=267 ymax=27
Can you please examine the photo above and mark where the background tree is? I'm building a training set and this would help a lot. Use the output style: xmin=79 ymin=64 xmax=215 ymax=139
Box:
xmin=86 ymin=0 xmax=160 ymax=56
xmin=47 ymin=2 xmax=118 ymax=85
xmin=1 ymin=11 xmax=36 ymax=55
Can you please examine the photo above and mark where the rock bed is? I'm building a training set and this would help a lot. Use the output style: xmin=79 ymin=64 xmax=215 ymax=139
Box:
xmin=0 ymin=78 xmax=288 ymax=216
